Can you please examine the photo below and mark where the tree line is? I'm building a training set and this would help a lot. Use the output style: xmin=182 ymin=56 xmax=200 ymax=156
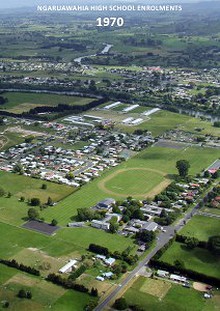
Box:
xmin=0 ymin=259 xmax=40 ymax=276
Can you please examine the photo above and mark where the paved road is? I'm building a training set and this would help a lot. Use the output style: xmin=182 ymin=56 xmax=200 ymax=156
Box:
xmin=94 ymin=203 xmax=200 ymax=311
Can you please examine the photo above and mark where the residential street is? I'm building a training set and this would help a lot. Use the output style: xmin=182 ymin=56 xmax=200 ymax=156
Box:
xmin=94 ymin=203 xmax=200 ymax=311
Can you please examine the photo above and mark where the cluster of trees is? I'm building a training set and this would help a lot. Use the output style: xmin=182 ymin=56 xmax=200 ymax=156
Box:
xmin=26 ymin=97 xmax=107 ymax=118
xmin=27 ymin=207 xmax=39 ymax=220
xmin=176 ymin=233 xmax=220 ymax=256
xmin=155 ymin=182 xmax=184 ymax=208
xmin=85 ymin=300 xmax=98 ymax=311
xmin=0 ymin=95 xmax=8 ymax=105
xmin=13 ymin=163 xmax=24 ymax=174
xmin=17 ymin=289 xmax=32 ymax=299
xmin=123 ymin=36 xmax=162 ymax=48
xmin=176 ymin=160 xmax=190 ymax=178
xmin=0 ymin=187 xmax=6 ymax=197
xmin=111 ymin=262 xmax=128 ymax=276
xmin=30 ymin=197 xmax=41 ymax=206
xmin=47 ymin=273 xmax=97 ymax=296
xmin=0 ymin=96 xmax=107 ymax=121
xmin=0 ymin=117 xmax=4 ymax=125
xmin=76 ymin=208 xmax=105 ymax=221
xmin=109 ymin=216 xmax=119 ymax=233
xmin=213 ymin=121 xmax=220 ymax=128
xmin=202 ymin=184 xmax=220 ymax=208
xmin=113 ymin=197 xmax=144 ymax=223
xmin=0 ymin=259 xmax=40 ymax=276
xmin=112 ymin=247 xmax=138 ymax=266
xmin=89 ymin=244 xmax=138 ymax=267
xmin=89 ymin=244 xmax=109 ymax=256
xmin=68 ymin=265 xmax=87 ymax=281
xmin=135 ymin=230 xmax=155 ymax=245
xmin=113 ymin=297 xmax=144 ymax=311
xmin=155 ymin=208 xmax=180 ymax=226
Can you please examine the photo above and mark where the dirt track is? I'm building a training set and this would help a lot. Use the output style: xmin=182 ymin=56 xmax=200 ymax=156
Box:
xmin=98 ymin=167 xmax=171 ymax=198
xmin=193 ymin=282 xmax=210 ymax=292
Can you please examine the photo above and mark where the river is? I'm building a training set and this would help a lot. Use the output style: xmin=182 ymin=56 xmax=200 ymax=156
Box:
xmin=74 ymin=44 xmax=113 ymax=64
xmin=178 ymin=108 xmax=220 ymax=122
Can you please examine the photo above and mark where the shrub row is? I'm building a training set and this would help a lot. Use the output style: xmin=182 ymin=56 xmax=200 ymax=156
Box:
xmin=46 ymin=273 xmax=98 ymax=296
xmin=68 ymin=264 xmax=87 ymax=281
xmin=0 ymin=259 xmax=40 ymax=276
xmin=176 ymin=234 xmax=207 ymax=249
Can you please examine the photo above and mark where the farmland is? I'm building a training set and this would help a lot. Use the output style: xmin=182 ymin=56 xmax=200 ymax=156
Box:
xmin=0 ymin=92 xmax=93 ymax=113
xmin=180 ymin=215 xmax=220 ymax=242
xmin=160 ymin=242 xmax=220 ymax=279
xmin=0 ymin=264 xmax=95 ymax=311
xmin=124 ymin=277 xmax=220 ymax=311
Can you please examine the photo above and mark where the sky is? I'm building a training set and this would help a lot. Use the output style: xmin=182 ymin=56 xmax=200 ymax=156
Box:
xmin=0 ymin=0 xmax=215 ymax=9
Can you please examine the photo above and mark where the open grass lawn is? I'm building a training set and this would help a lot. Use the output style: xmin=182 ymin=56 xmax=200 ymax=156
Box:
xmin=160 ymin=242 xmax=220 ymax=279
xmin=0 ymin=131 xmax=24 ymax=151
xmin=12 ymin=248 xmax=67 ymax=277
xmin=180 ymin=215 xmax=220 ymax=242
xmin=41 ymin=145 xmax=219 ymax=225
xmin=0 ymin=171 xmax=74 ymax=202
xmin=124 ymin=277 xmax=220 ymax=311
xmin=78 ymin=273 xmax=113 ymax=293
xmin=1 ymin=92 xmax=92 ymax=113
xmin=0 ymin=221 xmax=136 ymax=260
xmin=0 ymin=263 xmax=17 ymax=284
xmin=0 ymin=171 xmax=75 ymax=225
xmin=51 ymin=290 xmax=97 ymax=311
xmin=56 ymin=227 xmax=137 ymax=255
xmin=178 ymin=117 xmax=220 ymax=137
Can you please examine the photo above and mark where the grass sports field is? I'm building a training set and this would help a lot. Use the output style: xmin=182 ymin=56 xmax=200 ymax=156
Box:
xmin=40 ymin=145 xmax=219 ymax=225
xmin=124 ymin=277 xmax=220 ymax=311
xmin=180 ymin=215 xmax=220 ymax=242
xmin=1 ymin=92 xmax=92 ymax=113
xmin=160 ymin=242 xmax=220 ymax=279
xmin=100 ymin=168 xmax=167 ymax=197
xmin=0 ymin=146 xmax=218 ymax=227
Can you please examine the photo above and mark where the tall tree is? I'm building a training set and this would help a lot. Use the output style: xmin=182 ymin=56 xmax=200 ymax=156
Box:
xmin=176 ymin=160 xmax=190 ymax=178
xmin=28 ymin=208 xmax=39 ymax=220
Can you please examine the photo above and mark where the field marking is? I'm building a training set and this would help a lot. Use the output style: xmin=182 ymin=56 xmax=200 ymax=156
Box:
xmin=139 ymin=278 xmax=171 ymax=299
xmin=98 ymin=167 xmax=171 ymax=198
